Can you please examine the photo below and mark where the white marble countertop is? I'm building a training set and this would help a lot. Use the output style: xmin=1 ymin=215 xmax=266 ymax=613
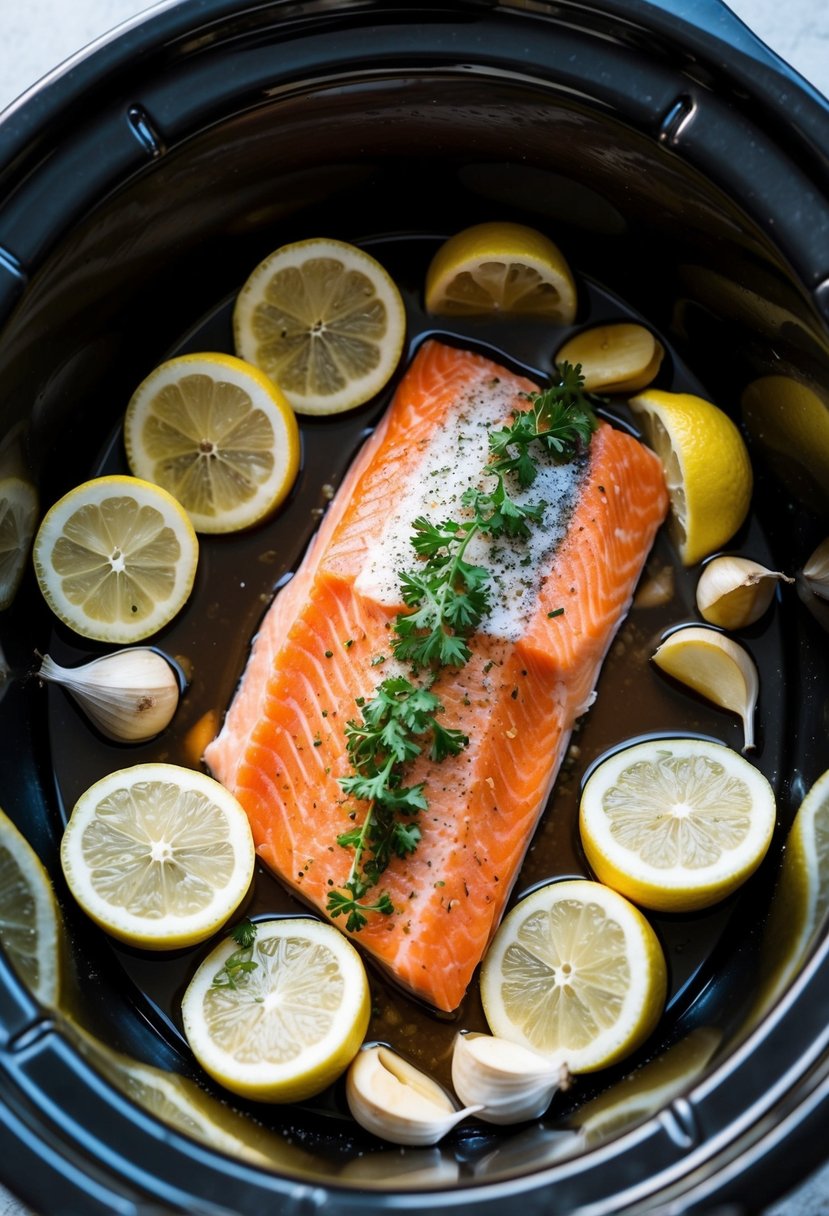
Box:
xmin=0 ymin=2 xmax=827 ymax=1214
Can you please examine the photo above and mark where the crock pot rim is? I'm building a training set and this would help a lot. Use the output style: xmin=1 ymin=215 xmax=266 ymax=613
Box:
xmin=1 ymin=1 xmax=829 ymax=1213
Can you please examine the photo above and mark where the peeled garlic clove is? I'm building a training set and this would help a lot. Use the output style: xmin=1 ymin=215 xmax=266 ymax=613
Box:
xmin=555 ymin=323 xmax=664 ymax=393
xmin=346 ymin=1045 xmax=481 ymax=1146
xmin=652 ymin=625 xmax=759 ymax=751
xmin=451 ymin=1032 xmax=569 ymax=1125
xmin=696 ymin=556 xmax=793 ymax=630
xmin=38 ymin=649 xmax=180 ymax=742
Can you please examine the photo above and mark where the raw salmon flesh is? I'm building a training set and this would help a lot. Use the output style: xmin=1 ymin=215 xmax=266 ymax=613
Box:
xmin=206 ymin=339 xmax=668 ymax=1012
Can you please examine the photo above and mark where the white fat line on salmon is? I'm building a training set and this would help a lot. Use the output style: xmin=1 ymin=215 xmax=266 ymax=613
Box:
xmin=355 ymin=378 xmax=586 ymax=641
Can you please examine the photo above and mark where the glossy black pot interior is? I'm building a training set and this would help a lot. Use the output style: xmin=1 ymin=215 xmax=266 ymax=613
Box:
xmin=1 ymin=2 xmax=829 ymax=1213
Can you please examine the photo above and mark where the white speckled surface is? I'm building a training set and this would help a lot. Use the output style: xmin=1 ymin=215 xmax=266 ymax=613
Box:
xmin=0 ymin=2 xmax=827 ymax=1214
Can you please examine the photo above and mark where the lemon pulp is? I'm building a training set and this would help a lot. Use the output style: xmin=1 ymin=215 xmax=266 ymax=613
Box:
xmin=33 ymin=475 xmax=198 ymax=643
xmin=234 ymin=238 xmax=406 ymax=415
xmin=629 ymin=389 xmax=753 ymax=565
xmin=480 ymin=880 xmax=666 ymax=1073
xmin=181 ymin=917 xmax=370 ymax=1102
xmin=579 ymin=739 xmax=775 ymax=912
xmin=0 ymin=805 xmax=60 ymax=1006
xmin=754 ymin=768 xmax=829 ymax=1016
xmin=425 ymin=221 xmax=577 ymax=321
xmin=125 ymin=353 xmax=300 ymax=533
xmin=0 ymin=476 xmax=38 ymax=610
xmin=60 ymin=763 xmax=254 ymax=950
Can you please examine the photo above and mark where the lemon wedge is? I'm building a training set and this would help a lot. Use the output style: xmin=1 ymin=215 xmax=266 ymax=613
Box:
xmin=0 ymin=805 xmax=60 ymax=1006
xmin=652 ymin=625 xmax=759 ymax=751
xmin=60 ymin=763 xmax=255 ymax=950
xmin=33 ymin=475 xmax=198 ymax=643
xmin=425 ymin=221 xmax=577 ymax=321
xmin=579 ymin=738 xmax=775 ymax=913
xmin=234 ymin=238 xmax=406 ymax=415
xmin=181 ymin=917 xmax=370 ymax=1102
xmin=0 ymin=476 xmax=38 ymax=610
xmin=555 ymin=323 xmax=664 ymax=393
xmin=124 ymin=353 xmax=300 ymax=534
xmin=628 ymin=389 xmax=753 ymax=565
xmin=479 ymin=879 xmax=666 ymax=1073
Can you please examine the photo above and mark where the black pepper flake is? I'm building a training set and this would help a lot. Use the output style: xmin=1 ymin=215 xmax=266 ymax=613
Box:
xmin=598 ymin=485 xmax=605 ymax=493
xmin=511 ymin=688 xmax=519 ymax=700
xmin=324 ymin=650 xmax=333 ymax=658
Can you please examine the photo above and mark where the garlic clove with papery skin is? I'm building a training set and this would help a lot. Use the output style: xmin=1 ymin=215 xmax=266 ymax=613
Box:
xmin=451 ymin=1032 xmax=570 ymax=1125
xmin=801 ymin=538 xmax=829 ymax=601
xmin=346 ymin=1044 xmax=482 ymax=1146
xmin=797 ymin=538 xmax=829 ymax=631
xmin=37 ymin=649 xmax=181 ymax=742
xmin=696 ymin=556 xmax=793 ymax=630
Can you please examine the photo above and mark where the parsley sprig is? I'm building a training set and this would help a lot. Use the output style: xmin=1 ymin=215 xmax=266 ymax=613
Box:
xmin=328 ymin=363 xmax=598 ymax=931
xmin=326 ymin=678 xmax=467 ymax=931
xmin=211 ymin=918 xmax=258 ymax=990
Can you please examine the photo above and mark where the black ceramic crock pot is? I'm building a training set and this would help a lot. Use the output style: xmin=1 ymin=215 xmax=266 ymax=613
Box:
xmin=1 ymin=2 xmax=829 ymax=1213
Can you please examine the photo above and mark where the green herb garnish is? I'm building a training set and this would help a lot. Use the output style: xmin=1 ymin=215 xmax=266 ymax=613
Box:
xmin=329 ymin=364 xmax=598 ymax=929
xmin=211 ymin=918 xmax=258 ymax=990
xmin=326 ymin=678 xmax=467 ymax=930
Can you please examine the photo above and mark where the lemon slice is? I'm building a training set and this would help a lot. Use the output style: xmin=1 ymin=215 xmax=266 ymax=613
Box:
xmin=60 ymin=763 xmax=255 ymax=950
xmin=652 ymin=626 xmax=759 ymax=752
xmin=628 ymin=389 xmax=753 ymax=565
xmin=479 ymin=879 xmax=667 ymax=1073
xmin=0 ymin=476 xmax=38 ymax=610
xmin=65 ymin=1024 xmax=274 ymax=1165
xmin=579 ymin=738 xmax=775 ymax=913
xmin=425 ymin=221 xmax=577 ymax=321
xmin=0 ymin=805 xmax=60 ymax=1005
xmin=124 ymin=353 xmax=300 ymax=534
xmin=33 ymin=476 xmax=198 ymax=644
xmin=181 ymin=916 xmax=370 ymax=1102
xmin=754 ymin=768 xmax=829 ymax=1017
xmin=555 ymin=323 xmax=664 ymax=393
xmin=573 ymin=1026 xmax=721 ymax=1144
xmin=234 ymin=238 xmax=406 ymax=415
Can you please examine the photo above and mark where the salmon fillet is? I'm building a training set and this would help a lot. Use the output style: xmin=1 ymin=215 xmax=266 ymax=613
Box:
xmin=206 ymin=339 xmax=668 ymax=1012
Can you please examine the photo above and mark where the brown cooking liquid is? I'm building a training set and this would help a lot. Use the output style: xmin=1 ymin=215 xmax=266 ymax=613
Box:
xmin=46 ymin=235 xmax=785 ymax=1120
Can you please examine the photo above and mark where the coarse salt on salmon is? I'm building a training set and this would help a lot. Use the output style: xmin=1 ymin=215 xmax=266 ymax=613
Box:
xmin=206 ymin=340 xmax=668 ymax=1012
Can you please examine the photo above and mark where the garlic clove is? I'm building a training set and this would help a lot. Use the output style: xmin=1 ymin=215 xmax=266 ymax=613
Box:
xmin=696 ymin=556 xmax=793 ymax=630
xmin=555 ymin=323 xmax=664 ymax=393
xmin=346 ymin=1044 xmax=481 ymax=1146
xmin=38 ymin=649 xmax=181 ymax=742
xmin=634 ymin=563 xmax=676 ymax=609
xmin=802 ymin=538 xmax=829 ymax=601
xmin=652 ymin=625 xmax=759 ymax=751
xmin=797 ymin=539 xmax=829 ymax=631
xmin=451 ymin=1032 xmax=569 ymax=1125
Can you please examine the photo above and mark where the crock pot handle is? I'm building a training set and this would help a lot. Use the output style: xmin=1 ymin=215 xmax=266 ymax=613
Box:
xmin=627 ymin=0 xmax=829 ymax=170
